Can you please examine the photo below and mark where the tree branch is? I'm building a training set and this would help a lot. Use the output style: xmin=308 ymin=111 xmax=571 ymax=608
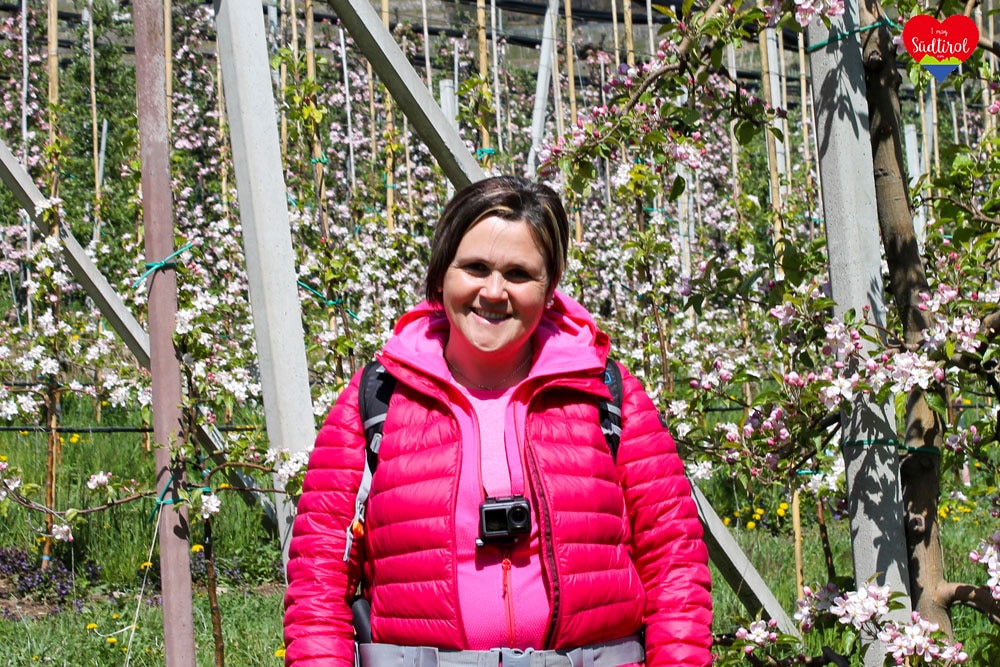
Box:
xmin=941 ymin=581 xmax=1000 ymax=625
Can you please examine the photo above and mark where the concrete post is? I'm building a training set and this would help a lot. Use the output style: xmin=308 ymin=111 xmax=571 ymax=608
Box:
xmin=527 ymin=0 xmax=558 ymax=177
xmin=807 ymin=7 xmax=912 ymax=664
xmin=214 ymin=0 xmax=317 ymax=562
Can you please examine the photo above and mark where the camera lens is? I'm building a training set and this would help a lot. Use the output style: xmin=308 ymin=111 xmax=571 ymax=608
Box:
xmin=508 ymin=505 xmax=529 ymax=528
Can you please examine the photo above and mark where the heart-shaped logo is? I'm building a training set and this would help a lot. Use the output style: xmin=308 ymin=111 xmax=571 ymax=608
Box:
xmin=903 ymin=14 xmax=979 ymax=82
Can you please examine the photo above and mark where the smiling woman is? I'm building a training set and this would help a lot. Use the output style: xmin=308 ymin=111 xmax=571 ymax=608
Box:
xmin=284 ymin=176 xmax=713 ymax=667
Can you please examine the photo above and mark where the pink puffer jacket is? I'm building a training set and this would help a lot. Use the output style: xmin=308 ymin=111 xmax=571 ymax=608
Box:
xmin=284 ymin=293 xmax=712 ymax=667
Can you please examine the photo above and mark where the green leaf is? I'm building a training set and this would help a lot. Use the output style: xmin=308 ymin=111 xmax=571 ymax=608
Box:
xmin=668 ymin=174 xmax=686 ymax=201
xmin=924 ymin=391 xmax=947 ymax=417
xmin=735 ymin=119 xmax=759 ymax=145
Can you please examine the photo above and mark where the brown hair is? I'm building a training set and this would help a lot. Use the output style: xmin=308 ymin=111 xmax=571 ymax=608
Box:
xmin=424 ymin=176 xmax=570 ymax=304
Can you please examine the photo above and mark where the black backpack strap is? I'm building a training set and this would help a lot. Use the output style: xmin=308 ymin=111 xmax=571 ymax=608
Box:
xmin=599 ymin=358 xmax=624 ymax=461
xmin=344 ymin=360 xmax=396 ymax=562
xmin=358 ymin=360 xmax=396 ymax=465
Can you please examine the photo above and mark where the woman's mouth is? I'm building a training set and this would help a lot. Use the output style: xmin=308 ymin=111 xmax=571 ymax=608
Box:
xmin=473 ymin=307 xmax=510 ymax=322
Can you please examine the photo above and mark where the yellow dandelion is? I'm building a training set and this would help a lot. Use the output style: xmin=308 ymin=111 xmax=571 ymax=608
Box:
xmin=219 ymin=483 xmax=231 ymax=489
xmin=107 ymin=637 xmax=117 ymax=645
xmin=191 ymin=544 xmax=204 ymax=553
xmin=746 ymin=521 xmax=757 ymax=530
xmin=722 ymin=517 xmax=731 ymax=526
xmin=779 ymin=502 xmax=789 ymax=510
xmin=86 ymin=623 xmax=98 ymax=630
xmin=275 ymin=648 xmax=287 ymax=658
xmin=0 ymin=455 xmax=7 ymax=461
xmin=776 ymin=508 xmax=786 ymax=517
xmin=140 ymin=561 xmax=153 ymax=570
xmin=753 ymin=507 xmax=764 ymax=514
xmin=69 ymin=433 xmax=80 ymax=444
xmin=112 ymin=613 xmax=120 ymax=620
xmin=19 ymin=430 xmax=29 ymax=435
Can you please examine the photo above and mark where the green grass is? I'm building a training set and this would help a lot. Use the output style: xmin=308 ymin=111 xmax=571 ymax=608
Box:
xmin=0 ymin=586 xmax=284 ymax=666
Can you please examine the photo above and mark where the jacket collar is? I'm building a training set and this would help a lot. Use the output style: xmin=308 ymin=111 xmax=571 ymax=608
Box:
xmin=378 ymin=290 xmax=610 ymax=392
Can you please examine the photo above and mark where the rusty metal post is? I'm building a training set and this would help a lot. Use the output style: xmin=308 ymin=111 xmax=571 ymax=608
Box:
xmin=133 ymin=0 xmax=196 ymax=664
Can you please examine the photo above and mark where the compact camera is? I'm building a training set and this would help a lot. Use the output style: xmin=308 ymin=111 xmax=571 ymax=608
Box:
xmin=477 ymin=495 xmax=531 ymax=546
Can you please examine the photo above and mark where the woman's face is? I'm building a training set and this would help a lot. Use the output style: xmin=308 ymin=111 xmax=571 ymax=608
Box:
xmin=442 ymin=216 xmax=551 ymax=363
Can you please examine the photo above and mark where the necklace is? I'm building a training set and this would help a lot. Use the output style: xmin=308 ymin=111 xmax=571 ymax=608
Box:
xmin=446 ymin=353 xmax=532 ymax=391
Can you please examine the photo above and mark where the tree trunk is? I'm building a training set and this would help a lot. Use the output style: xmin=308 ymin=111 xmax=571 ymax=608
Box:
xmin=857 ymin=0 xmax=949 ymax=633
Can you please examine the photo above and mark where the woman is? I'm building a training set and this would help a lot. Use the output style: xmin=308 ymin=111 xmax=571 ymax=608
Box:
xmin=284 ymin=176 xmax=712 ymax=666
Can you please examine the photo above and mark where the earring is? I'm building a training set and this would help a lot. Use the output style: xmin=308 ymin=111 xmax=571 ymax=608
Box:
xmin=546 ymin=297 xmax=554 ymax=308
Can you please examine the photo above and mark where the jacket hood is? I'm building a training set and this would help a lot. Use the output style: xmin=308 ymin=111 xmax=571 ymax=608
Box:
xmin=379 ymin=290 xmax=610 ymax=384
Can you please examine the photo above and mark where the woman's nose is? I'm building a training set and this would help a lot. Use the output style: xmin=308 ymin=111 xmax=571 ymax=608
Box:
xmin=481 ymin=271 xmax=506 ymax=299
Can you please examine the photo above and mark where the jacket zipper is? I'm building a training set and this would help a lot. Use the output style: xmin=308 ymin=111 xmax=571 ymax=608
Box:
xmin=502 ymin=554 xmax=516 ymax=647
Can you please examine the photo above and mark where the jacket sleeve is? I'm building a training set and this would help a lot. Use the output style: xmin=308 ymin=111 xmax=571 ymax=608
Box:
xmin=614 ymin=364 xmax=713 ymax=667
xmin=284 ymin=370 xmax=367 ymax=667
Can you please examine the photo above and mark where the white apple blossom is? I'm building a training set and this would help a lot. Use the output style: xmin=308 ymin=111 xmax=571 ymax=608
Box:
xmin=87 ymin=471 xmax=112 ymax=490
xmin=51 ymin=524 xmax=73 ymax=542
xmin=200 ymin=493 xmax=222 ymax=519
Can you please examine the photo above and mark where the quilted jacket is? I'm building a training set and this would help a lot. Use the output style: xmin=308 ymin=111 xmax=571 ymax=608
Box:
xmin=284 ymin=292 xmax=712 ymax=667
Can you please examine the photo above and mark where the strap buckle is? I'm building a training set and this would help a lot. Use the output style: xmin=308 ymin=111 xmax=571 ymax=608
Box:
xmin=494 ymin=647 xmax=535 ymax=667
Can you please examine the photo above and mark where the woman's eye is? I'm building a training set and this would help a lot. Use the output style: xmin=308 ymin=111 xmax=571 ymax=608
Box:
xmin=505 ymin=269 xmax=531 ymax=282
xmin=464 ymin=263 xmax=489 ymax=276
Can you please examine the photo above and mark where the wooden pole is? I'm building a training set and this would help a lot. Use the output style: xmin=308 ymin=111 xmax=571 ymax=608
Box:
xmin=920 ymin=87 xmax=930 ymax=177
xmin=403 ymin=115 xmax=414 ymax=221
xmin=305 ymin=0 xmax=327 ymax=237
xmin=42 ymin=372 xmax=61 ymax=569
xmin=610 ymin=0 xmax=620 ymax=69
xmin=798 ymin=31 xmax=814 ymax=214
xmin=279 ymin=0 xmax=288 ymax=154
xmin=476 ymin=0 xmax=491 ymax=154
xmin=564 ymin=0 xmax=578 ymax=125
xmin=931 ymin=80 xmax=941 ymax=175
xmin=382 ymin=0 xmax=396 ymax=231
xmin=216 ymin=52 xmax=229 ymax=218
xmin=165 ymin=0 xmax=173 ymax=130
xmin=727 ymin=44 xmax=741 ymax=203
xmin=645 ymin=0 xmax=655 ymax=56
xmin=133 ymin=0 xmax=197 ymax=661
xmin=421 ymin=0 xmax=433 ymax=88
xmin=47 ymin=0 xmax=58 ymax=148
xmin=758 ymin=27 xmax=784 ymax=268
xmin=624 ymin=0 xmax=635 ymax=66
xmin=958 ymin=79 xmax=970 ymax=145
xmin=984 ymin=6 xmax=996 ymax=135
xmin=792 ymin=488 xmax=804 ymax=601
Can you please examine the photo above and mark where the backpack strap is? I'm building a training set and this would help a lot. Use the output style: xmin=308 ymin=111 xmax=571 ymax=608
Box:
xmin=598 ymin=358 xmax=624 ymax=461
xmin=344 ymin=361 xmax=396 ymax=562
xmin=344 ymin=357 xmax=625 ymax=560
